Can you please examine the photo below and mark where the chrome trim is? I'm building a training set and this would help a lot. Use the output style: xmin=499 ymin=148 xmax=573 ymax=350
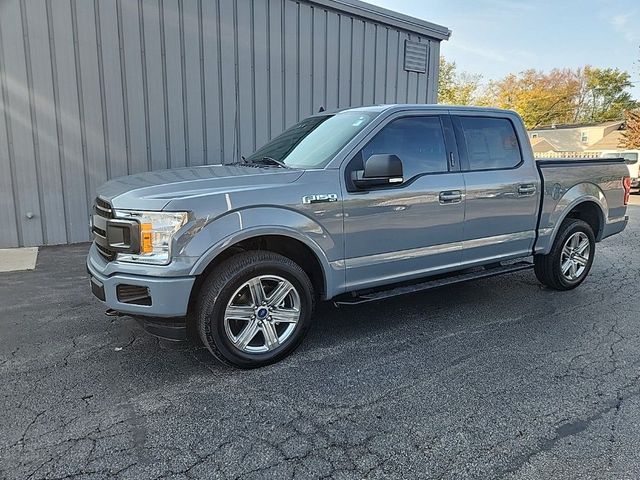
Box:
xmin=92 ymin=214 xmax=107 ymax=232
xmin=94 ymin=203 xmax=112 ymax=216
xmin=345 ymin=242 xmax=463 ymax=269
xmin=461 ymin=250 xmax=532 ymax=266
xmin=346 ymin=259 xmax=465 ymax=289
xmin=606 ymin=215 xmax=628 ymax=225
xmin=302 ymin=193 xmax=338 ymax=204
xmin=463 ymin=231 xmax=535 ymax=249
xmin=330 ymin=259 xmax=346 ymax=269
xmin=344 ymin=231 xmax=535 ymax=270
xmin=344 ymin=251 xmax=534 ymax=291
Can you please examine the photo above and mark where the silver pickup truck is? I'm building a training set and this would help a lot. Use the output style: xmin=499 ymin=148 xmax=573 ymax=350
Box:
xmin=87 ymin=105 xmax=631 ymax=368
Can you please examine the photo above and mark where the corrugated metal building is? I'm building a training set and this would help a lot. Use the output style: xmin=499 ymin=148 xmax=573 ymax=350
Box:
xmin=0 ymin=0 xmax=450 ymax=247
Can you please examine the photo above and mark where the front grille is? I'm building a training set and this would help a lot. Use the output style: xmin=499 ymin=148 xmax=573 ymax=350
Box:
xmin=116 ymin=284 xmax=152 ymax=306
xmin=95 ymin=197 xmax=112 ymax=216
xmin=95 ymin=243 xmax=116 ymax=261
xmin=92 ymin=197 xmax=116 ymax=261
xmin=93 ymin=225 xmax=107 ymax=238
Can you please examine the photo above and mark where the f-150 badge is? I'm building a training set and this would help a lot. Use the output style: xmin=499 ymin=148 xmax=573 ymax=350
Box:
xmin=302 ymin=194 xmax=338 ymax=204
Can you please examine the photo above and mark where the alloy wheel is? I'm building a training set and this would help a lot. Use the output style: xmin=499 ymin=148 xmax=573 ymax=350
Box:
xmin=560 ymin=231 xmax=591 ymax=281
xmin=223 ymin=275 xmax=301 ymax=353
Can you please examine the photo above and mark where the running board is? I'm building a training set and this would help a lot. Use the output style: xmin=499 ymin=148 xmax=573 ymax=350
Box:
xmin=334 ymin=261 xmax=534 ymax=306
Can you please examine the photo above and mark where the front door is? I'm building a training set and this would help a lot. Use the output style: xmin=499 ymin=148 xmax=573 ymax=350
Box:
xmin=342 ymin=114 xmax=465 ymax=291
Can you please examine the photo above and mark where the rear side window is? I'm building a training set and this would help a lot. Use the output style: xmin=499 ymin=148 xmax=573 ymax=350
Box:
xmin=459 ymin=117 xmax=522 ymax=170
xmin=361 ymin=116 xmax=447 ymax=179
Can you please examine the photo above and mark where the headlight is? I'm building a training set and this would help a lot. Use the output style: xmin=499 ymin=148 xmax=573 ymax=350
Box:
xmin=114 ymin=210 xmax=188 ymax=264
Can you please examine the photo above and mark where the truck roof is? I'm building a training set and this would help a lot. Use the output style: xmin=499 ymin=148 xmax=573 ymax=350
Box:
xmin=339 ymin=104 xmax=516 ymax=116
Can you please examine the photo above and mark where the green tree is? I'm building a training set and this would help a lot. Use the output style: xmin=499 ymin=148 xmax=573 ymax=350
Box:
xmin=576 ymin=67 xmax=638 ymax=122
xmin=438 ymin=57 xmax=482 ymax=105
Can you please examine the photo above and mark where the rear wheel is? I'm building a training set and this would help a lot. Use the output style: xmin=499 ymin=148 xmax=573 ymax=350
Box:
xmin=196 ymin=251 xmax=315 ymax=368
xmin=534 ymin=218 xmax=595 ymax=290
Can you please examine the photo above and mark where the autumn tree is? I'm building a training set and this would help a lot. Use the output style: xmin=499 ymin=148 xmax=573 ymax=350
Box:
xmin=438 ymin=57 xmax=482 ymax=105
xmin=484 ymin=69 xmax=581 ymax=128
xmin=483 ymin=66 xmax=638 ymax=129
xmin=622 ymin=109 xmax=640 ymax=149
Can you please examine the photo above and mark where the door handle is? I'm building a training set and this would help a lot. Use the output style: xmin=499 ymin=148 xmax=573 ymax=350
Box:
xmin=518 ymin=184 xmax=536 ymax=196
xmin=439 ymin=190 xmax=463 ymax=204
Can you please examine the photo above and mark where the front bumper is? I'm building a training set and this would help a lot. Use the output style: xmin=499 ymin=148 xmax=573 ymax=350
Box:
xmin=87 ymin=244 xmax=196 ymax=318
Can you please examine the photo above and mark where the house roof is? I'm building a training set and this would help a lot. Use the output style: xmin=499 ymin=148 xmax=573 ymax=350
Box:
xmin=531 ymin=120 xmax=624 ymax=132
xmin=530 ymin=137 xmax=556 ymax=153
xmin=586 ymin=130 xmax=625 ymax=151
xmin=528 ymin=119 xmax=626 ymax=152
xmin=528 ymin=130 xmax=588 ymax=152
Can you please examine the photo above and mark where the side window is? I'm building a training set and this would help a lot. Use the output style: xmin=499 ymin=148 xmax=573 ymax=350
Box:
xmin=459 ymin=117 xmax=522 ymax=170
xmin=360 ymin=116 xmax=448 ymax=179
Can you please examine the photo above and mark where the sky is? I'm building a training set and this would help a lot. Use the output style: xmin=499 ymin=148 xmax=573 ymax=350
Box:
xmin=368 ymin=0 xmax=640 ymax=98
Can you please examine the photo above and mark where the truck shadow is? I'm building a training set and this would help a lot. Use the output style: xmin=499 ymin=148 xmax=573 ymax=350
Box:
xmin=148 ymin=270 xmax=545 ymax=374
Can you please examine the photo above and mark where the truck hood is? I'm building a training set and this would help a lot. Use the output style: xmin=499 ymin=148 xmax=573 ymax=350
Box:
xmin=96 ymin=164 xmax=305 ymax=210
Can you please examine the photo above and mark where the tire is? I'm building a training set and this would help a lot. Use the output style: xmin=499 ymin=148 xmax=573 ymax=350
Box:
xmin=196 ymin=250 xmax=315 ymax=368
xmin=534 ymin=218 xmax=595 ymax=291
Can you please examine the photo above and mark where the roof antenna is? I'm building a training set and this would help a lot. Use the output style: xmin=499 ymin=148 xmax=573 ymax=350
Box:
xmin=318 ymin=106 xmax=325 ymax=113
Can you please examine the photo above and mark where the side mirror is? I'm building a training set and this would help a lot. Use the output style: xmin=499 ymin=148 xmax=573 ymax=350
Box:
xmin=352 ymin=154 xmax=404 ymax=189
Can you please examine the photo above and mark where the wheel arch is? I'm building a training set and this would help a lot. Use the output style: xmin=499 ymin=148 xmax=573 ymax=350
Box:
xmin=562 ymin=200 xmax=605 ymax=240
xmin=536 ymin=182 xmax=608 ymax=254
xmin=189 ymin=227 xmax=337 ymax=304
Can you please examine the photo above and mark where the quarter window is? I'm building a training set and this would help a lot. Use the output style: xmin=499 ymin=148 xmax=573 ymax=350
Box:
xmin=360 ymin=116 xmax=448 ymax=179
xmin=459 ymin=117 xmax=522 ymax=170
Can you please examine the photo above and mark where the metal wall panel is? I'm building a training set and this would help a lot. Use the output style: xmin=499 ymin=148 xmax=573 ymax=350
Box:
xmin=1 ymin=0 xmax=44 ymax=246
xmin=24 ymin=0 xmax=67 ymax=245
xmin=0 ymin=0 xmax=447 ymax=247
xmin=0 ymin=40 xmax=19 ymax=247
xmin=142 ymin=0 xmax=169 ymax=171
xmin=253 ymin=0 xmax=270 ymax=148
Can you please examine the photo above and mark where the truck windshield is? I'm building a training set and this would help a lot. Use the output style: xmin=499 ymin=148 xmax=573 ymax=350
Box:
xmin=602 ymin=152 xmax=638 ymax=163
xmin=245 ymin=112 xmax=374 ymax=169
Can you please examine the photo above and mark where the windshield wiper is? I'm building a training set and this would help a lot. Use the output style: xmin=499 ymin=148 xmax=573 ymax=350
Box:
xmin=246 ymin=156 xmax=288 ymax=168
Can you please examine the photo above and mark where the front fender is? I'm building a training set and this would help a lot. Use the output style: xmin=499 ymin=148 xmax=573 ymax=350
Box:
xmin=176 ymin=207 xmax=344 ymax=298
xmin=535 ymin=182 xmax=607 ymax=254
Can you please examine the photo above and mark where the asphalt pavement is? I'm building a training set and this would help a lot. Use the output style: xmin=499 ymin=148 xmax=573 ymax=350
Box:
xmin=1 ymin=202 xmax=639 ymax=479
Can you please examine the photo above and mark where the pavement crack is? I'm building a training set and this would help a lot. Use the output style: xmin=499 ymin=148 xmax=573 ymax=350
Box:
xmin=496 ymin=387 xmax=640 ymax=479
xmin=14 ymin=409 xmax=46 ymax=451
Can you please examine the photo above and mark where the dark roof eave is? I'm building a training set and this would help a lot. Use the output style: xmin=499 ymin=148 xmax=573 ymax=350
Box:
xmin=307 ymin=0 xmax=451 ymax=41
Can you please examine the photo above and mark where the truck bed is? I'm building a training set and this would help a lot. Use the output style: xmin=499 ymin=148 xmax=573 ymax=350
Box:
xmin=534 ymin=157 xmax=629 ymax=254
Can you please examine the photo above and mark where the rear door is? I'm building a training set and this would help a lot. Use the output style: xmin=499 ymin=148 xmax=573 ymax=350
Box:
xmin=452 ymin=113 xmax=540 ymax=265
xmin=341 ymin=113 xmax=465 ymax=290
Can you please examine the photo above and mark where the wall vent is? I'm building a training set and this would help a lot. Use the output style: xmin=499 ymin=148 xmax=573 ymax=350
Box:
xmin=404 ymin=40 xmax=428 ymax=73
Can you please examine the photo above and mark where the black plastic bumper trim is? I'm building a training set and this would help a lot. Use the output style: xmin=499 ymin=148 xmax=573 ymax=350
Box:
xmin=90 ymin=277 xmax=106 ymax=301
xmin=133 ymin=316 xmax=187 ymax=341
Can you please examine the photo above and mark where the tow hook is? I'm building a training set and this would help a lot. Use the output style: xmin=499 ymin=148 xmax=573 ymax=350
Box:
xmin=105 ymin=309 xmax=123 ymax=317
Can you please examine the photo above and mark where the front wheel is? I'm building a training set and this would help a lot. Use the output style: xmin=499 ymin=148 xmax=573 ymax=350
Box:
xmin=534 ymin=218 xmax=595 ymax=290
xmin=196 ymin=251 xmax=315 ymax=368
